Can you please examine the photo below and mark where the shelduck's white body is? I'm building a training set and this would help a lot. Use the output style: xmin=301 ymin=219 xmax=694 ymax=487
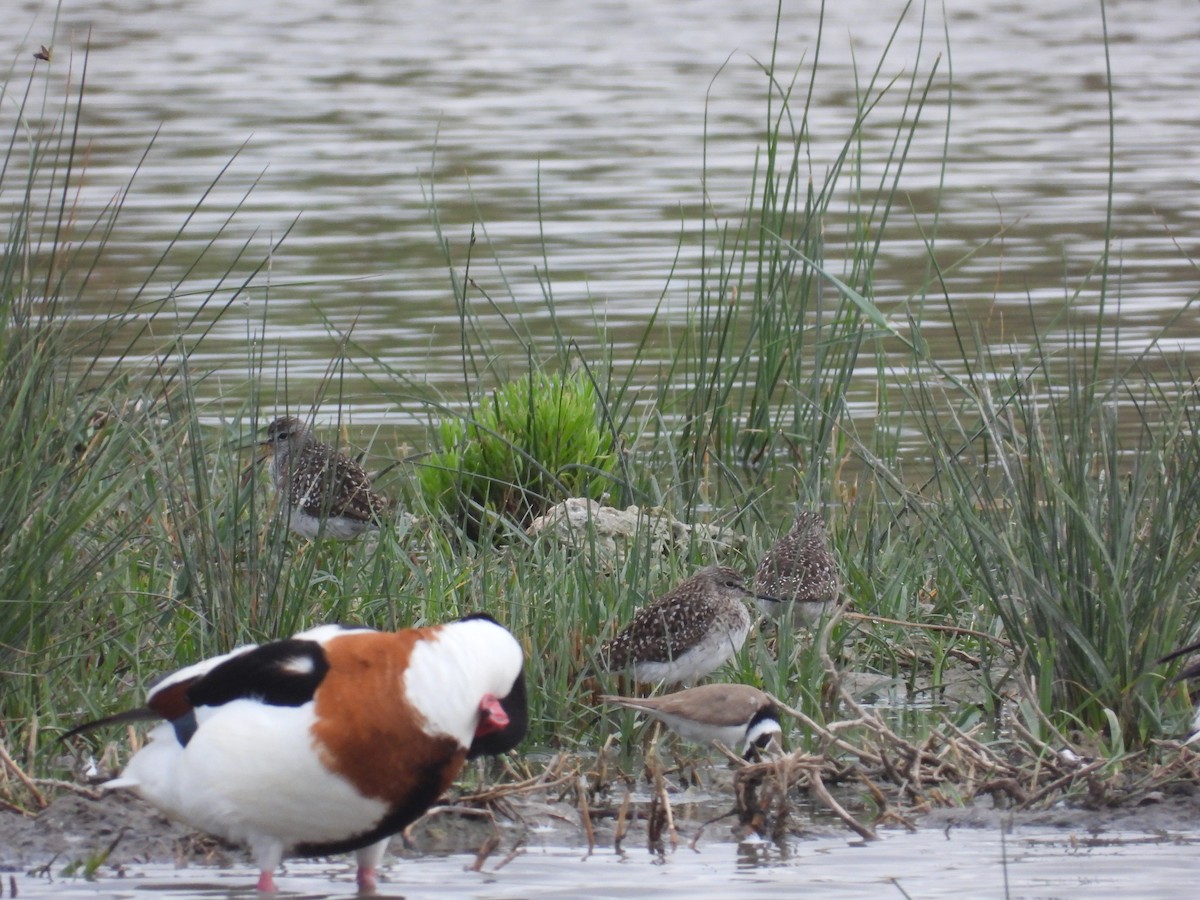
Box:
xmin=87 ymin=616 xmax=527 ymax=893
xmin=111 ymin=699 xmax=392 ymax=879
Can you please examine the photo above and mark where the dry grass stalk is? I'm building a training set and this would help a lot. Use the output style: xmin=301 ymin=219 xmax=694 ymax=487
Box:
xmin=613 ymin=789 xmax=632 ymax=851
xmin=683 ymin=603 xmax=1192 ymax=838
xmin=576 ymin=773 xmax=596 ymax=855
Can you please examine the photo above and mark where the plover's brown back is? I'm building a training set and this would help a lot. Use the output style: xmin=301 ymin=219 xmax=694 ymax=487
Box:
xmin=601 ymin=682 xmax=782 ymax=754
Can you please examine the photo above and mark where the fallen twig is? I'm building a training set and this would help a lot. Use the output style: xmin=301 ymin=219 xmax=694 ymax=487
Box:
xmin=845 ymin=611 xmax=1013 ymax=651
xmin=809 ymin=766 xmax=877 ymax=841
xmin=468 ymin=834 xmax=500 ymax=872
xmin=0 ymin=738 xmax=47 ymax=810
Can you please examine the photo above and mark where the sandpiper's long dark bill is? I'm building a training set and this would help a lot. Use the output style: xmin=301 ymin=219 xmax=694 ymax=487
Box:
xmin=754 ymin=510 xmax=841 ymax=627
xmin=599 ymin=565 xmax=758 ymax=686
xmin=260 ymin=416 xmax=390 ymax=540
xmin=64 ymin=614 xmax=527 ymax=893
xmin=601 ymin=682 xmax=782 ymax=756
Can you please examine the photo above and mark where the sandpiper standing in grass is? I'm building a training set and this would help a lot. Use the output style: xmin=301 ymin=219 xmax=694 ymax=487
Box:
xmin=754 ymin=510 xmax=840 ymax=628
xmin=601 ymin=683 xmax=782 ymax=756
xmin=599 ymin=565 xmax=761 ymax=686
xmin=260 ymin=416 xmax=390 ymax=540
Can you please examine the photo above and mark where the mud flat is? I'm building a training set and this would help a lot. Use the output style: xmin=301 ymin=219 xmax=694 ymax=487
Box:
xmin=4 ymin=780 xmax=1200 ymax=899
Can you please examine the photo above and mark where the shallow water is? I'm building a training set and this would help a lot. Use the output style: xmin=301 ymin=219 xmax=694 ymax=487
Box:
xmin=4 ymin=1 xmax=1199 ymax=438
xmin=11 ymin=824 xmax=1200 ymax=899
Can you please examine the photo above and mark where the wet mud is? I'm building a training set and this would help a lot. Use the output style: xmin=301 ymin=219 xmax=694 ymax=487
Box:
xmin=5 ymin=774 xmax=1200 ymax=876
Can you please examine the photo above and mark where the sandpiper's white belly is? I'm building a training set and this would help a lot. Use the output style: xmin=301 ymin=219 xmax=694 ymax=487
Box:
xmin=631 ymin=617 xmax=750 ymax=685
xmin=756 ymin=595 xmax=833 ymax=627
xmin=286 ymin=507 xmax=373 ymax=540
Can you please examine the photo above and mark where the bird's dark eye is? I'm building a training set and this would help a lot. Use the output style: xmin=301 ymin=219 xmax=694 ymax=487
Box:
xmin=276 ymin=431 xmax=288 ymax=442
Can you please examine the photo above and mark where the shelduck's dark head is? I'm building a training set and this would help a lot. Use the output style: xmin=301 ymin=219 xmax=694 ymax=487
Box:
xmin=468 ymin=666 xmax=528 ymax=759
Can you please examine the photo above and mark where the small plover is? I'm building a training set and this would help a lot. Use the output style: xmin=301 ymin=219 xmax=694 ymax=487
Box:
xmin=601 ymin=682 xmax=782 ymax=755
xmin=1158 ymin=638 xmax=1200 ymax=744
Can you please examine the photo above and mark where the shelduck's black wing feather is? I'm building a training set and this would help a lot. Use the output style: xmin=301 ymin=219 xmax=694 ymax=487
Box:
xmin=185 ymin=639 xmax=331 ymax=709
xmin=63 ymin=633 xmax=341 ymax=747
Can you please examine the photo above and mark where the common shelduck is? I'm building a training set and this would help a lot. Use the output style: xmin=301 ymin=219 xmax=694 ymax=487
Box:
xmin=67 ymin=614 xmax=527 ymax=892
xmin=754 ymin=510 xmax=840 ymax=628
xmin=601 ymin=683 xmax=782 ymax=756
xmin=260 ymin=416 xmax=390 ymax=540
xmin=599 ymin=565 xmax=764 ymax=685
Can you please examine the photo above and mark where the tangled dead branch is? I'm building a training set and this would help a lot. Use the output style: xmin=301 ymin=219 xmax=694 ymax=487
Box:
xmin=702 ymin=605 xmax=1200 ymax=843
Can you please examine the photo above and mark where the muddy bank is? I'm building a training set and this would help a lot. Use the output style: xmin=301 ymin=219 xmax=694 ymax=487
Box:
xmin=0 ymin=792 xmax=231 ymax=872
xmin=920 ymin=779 xmax=1200 ymax=832
xmin=5 ymin=775 xmax=1200 ymax=878
xmin=1 ymin=786 xmax=713 ymax=872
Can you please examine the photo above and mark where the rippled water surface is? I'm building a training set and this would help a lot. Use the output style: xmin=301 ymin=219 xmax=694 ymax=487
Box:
xmin=4 ymin=0 xmax=1199 ymax=433
xmin=5 ymin=5 xmax=1200 ymax=891
xmin=11 ymin=825 xmax=1200 ymax=899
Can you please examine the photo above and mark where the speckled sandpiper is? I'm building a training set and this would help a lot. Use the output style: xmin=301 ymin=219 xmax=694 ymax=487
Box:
xmin=601 ymin=682 xmax=782 ymax=756
xmin=754 ymin=510 xmax=840 ymax=627
xmin=259 ymin=416 xmax=389 ymax=540
xmin=599 ymin=565 xmax=762 ymax=686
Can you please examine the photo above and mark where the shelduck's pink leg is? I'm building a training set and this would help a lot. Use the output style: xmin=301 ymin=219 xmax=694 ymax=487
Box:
xmin=355 ymin=866 xmax=378 ymax=894
xmin=355 ymin=837 xmax=389 ymax=894
xmin=252 ymin=840 xmax=284 ymax=893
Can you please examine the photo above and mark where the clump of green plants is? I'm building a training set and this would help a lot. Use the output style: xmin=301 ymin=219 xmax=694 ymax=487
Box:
xmin=419 ymin=369 xmax=618 ymax=537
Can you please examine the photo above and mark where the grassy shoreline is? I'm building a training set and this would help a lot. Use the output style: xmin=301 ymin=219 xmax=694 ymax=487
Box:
xmin=5 ymin=3 xmax=1200 ymax=831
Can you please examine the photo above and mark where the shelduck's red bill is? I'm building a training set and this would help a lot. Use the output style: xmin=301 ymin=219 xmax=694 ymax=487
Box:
xmin=475 ymin=694 xmax=509 ymax=738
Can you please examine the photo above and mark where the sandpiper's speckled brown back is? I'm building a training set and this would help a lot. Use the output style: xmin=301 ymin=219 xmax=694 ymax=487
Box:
xmin=754 ymin=511 xmax=839 ymax=625
xmin=600 ymin=565 xmax=753 ymax=684
xmin=264 ymin=416 xmax=389 ymax=538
